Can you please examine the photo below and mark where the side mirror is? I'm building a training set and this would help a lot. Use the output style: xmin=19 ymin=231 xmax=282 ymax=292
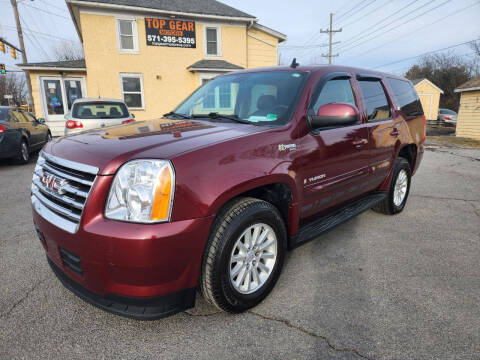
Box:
xmin=37 ymin=117 xmax=46 ymax=124
xmin=307 ymin=103 xmax=359 ymax=130
xmin=130 ymin=113 xmax=135 ymax=118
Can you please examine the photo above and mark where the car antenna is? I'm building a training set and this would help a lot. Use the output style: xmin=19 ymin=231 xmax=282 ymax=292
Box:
xmin=290 ymin=58 xmax=299 ymax=69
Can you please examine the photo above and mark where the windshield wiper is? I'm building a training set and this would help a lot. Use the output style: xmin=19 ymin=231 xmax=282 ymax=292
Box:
xmin=192 ymin=112 xmax=252 ymax=125
xmin=163 ymin=111 xmax=191 ymax=119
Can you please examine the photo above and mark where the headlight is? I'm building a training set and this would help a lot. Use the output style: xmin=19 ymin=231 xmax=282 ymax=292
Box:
xmin=105 ymin=159 xmax=175 ymax=223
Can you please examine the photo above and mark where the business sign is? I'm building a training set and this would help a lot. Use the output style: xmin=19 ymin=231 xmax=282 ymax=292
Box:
xmin=145 ymin=18 xmax=196 ymax=48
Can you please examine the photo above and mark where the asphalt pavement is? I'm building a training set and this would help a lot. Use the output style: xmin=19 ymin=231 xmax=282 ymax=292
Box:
xmin=1 ymin=146 xmax=479 ymax=360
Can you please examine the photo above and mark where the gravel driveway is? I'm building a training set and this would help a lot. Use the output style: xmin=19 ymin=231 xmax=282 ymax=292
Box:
xmin=1 ymin=147 xmax=479 ymax=360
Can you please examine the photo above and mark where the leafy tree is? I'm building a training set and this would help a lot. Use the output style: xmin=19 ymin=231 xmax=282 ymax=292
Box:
xmin=405 ymin=52 xmax=477 ymax=111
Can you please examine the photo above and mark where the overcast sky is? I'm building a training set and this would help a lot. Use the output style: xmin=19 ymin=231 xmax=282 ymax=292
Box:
xmin=0 ymin=0 xmax=479 ymax=74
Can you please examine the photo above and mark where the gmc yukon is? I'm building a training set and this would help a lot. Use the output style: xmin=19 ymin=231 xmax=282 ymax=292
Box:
xmin=31 ymin=65 xmax=425 ymax=319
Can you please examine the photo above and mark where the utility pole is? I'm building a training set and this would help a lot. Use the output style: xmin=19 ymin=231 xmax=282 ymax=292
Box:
xmin=320 ymin=13 xmax=342 ymax=65
xmin=10 ymin=0 xmax=35 ymax=112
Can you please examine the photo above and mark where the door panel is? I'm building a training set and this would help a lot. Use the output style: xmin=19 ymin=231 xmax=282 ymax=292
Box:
xmin=296 ymin=76 xmax=371 ymax=224
xmin=298 ymin=124 xmax=370 ymax=224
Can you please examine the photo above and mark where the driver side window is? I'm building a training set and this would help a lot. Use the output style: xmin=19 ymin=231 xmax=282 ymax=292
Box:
xmin=313 ymin=79 xmax=356 ymax=114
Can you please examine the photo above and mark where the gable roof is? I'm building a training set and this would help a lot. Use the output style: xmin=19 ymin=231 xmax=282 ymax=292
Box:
xmin=454 ymin=77 xmax=480 ymax=93
xmin=188 ymin=59 xmax=243 ymax=72
xmin=67 ymin=0 xmax=256 ymax=20
xmin=16 ymin=59 xmax=86 ymax=71
xmin=411 ymin=78 xmax=444 ymax=94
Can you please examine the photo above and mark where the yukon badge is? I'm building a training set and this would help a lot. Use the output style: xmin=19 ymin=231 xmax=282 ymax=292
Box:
xmin=278 ymin=143 xmax=296 ymax=152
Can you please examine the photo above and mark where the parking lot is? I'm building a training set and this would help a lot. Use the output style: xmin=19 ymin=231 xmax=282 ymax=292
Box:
xmin=1 ymin=146 xmax=479 ymax=360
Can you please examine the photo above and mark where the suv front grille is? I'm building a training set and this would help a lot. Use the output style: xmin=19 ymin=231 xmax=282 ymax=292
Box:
xmin=31 ymin=152 xmax=99 ymax=233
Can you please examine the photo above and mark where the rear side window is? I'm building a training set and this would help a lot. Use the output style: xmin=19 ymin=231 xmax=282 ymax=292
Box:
xmin=312 ymin=79 xmax=356 ymax=114
xmin=0 ymin=108 xmax=9 ymax=121
xmin=72 ymin=102 xmax=129 ymax=119
xmin=387 ymin=78 xmax=423 ymax=118
xmin=358 ymin=80 xmax=391 ymax=122
xmin=11 ymin=110 xmax=28 ymax=123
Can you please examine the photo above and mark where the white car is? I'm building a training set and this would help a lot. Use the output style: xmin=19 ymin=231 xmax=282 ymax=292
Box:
xmin=64 ymin=98 xmax=135 ymax=135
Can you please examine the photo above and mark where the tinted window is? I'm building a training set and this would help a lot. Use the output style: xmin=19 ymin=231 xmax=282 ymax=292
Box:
xmin=358 ymin=81 xmax=391 ymax=121
xmin=313 ymin=79 xmax=356 ymax=114
xmin=387 ymin=78 xmax=423 ymax=118
xmin=72 ymin=102 xmax=129 ymax=119
xmin=0 ymin=108 xmax=9 ymax=121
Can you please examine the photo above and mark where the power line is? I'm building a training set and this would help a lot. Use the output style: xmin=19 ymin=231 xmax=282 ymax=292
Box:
xmin=337 ymin=0 xmax=421 ymax=51
xmin=337 ymin=0 xmax=379 ymax=27
xmin=19 ymin=13 xmax=50 ymax=60
xmin=345 ymin=1 xmax=480 ymax=60
xmin=339 ymin=0 xmax=453 ymax=53
xmin=37 ymin=0 xmax=69 ymax=13
xmin=335 ymin=0 xmax=372 ymax=22
xmin=2 ymin=24 xmax=76 ymax=42
xmin=373 ymin=39 xmax=477 ymax=69
xmin=20 ymin=3 xmax=71 ymax=20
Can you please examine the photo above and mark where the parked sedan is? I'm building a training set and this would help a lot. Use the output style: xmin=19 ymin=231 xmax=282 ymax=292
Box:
xmin=0 ymin=106 xmax=51 ymax=164
xmin=438 ymin=108 xmax=457 ymax=126
xmin=64 ymin=98 xmax=135 ymax=136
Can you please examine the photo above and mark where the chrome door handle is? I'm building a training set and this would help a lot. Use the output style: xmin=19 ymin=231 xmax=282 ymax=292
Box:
xmin=390 ymin=128 xmax=399 ymax=136
xmin=352 ymin=138 xmax=368 ymax=148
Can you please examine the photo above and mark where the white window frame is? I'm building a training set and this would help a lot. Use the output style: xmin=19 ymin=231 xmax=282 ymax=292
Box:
xmin=204 ymin=25 xmax=222 ymax=57
xmin=116 ymin=17 xmax=139 ymax=54
xmin=119 ymin=73 xmax=145 ymax=110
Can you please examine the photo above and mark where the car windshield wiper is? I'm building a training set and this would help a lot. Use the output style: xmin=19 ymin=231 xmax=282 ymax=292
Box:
xmin=163 ymin=111 xmax=191 ymax=119
xmin=192 ymin=112 xmax=252 ymax=125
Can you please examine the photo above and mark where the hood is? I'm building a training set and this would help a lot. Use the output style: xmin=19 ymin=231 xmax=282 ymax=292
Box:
xmin=43 ymin=118 xmax=265 ymax=175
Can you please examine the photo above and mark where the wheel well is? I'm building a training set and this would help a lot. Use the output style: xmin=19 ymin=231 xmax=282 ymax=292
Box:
xmin=397 ymin=144 xmax=416 ymax=170
xmin=233 ymin=183 xmax=292 ymax=228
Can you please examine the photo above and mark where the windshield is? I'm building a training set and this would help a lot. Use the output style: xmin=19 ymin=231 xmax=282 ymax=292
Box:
xmin=72 ymin=102 xmax=129 ymax=119
xmin=440 ymin=109 xmax=456 ymax=115
xmin=174 ymin=71 xmax=308 ymax=126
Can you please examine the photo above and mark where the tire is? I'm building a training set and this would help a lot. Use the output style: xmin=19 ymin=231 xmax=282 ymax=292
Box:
xmin=372 ymin=157 xmax=411 ymax=215
xmin=16 ymin=140 xmax=30 ymax=164
xmin=200 ymin=197 xmax=287 ymax=313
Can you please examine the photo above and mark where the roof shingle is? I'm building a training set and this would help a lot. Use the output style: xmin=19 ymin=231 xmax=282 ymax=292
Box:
xmin=17 ymin=59 xmax=86 ymax=69
xmin=188 ymin=59 xmax=244 ymax=71
xmin=71 ymin=0 xmax=255 ymax=19
xmin=455 ymin=77 xmax=480 ymax=92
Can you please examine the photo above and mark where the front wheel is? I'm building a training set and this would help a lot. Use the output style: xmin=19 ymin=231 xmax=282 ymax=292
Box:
xmin=372 ymin=157 xmax=411 ymax=215
xmin=200 ymin=198 xmax=286 ymax=313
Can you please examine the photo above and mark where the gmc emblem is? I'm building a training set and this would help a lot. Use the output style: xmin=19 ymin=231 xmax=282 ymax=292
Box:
xmin=41 ymin=173 xmax=67 ymax=195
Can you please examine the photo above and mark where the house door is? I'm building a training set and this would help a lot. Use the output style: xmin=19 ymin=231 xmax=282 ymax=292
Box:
xmin=418 ymin=94 xmax=433 ymax=120
xmin=40 ymin=76 xmax=86 ymax=136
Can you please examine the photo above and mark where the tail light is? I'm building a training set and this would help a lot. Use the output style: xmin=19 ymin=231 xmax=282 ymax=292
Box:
xmin=0 ymin=125 xmax=6 ymax=134
xmin=444 ymin=116 xmax=451 ymax=120
xmin=122 ymin=119 xmax=135 ymax=124
xmin=66 ymin=120 xmax=83 ymax=129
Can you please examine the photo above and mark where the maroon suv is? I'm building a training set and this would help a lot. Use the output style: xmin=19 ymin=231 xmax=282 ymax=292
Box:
xmin=32 ymin=65 xmax=425 ymax=319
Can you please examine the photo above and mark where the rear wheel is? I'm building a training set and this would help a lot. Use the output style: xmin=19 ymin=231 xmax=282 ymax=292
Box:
xmin=200 ymin=198 xmax=286 ymax=313
xmin=372 ymin=157 xmax=411 ymax=215
xmin=16 ymin=140 xmax=30 ymax=164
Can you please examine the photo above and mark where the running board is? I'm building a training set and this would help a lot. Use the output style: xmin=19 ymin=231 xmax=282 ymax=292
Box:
xmin=289 ymin=192 xmax=387 ymax=249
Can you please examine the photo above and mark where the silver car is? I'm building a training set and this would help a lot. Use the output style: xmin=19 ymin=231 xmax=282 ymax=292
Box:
xmin=64 ymin=98 xmax=135 ymax=136
xmin=438 ymin=108 xmax=457 ymax=126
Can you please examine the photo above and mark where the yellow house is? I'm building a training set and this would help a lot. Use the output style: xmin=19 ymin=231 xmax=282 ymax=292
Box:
xmin=454 ymin=77 xmax=480 ymax=140
xmin=412 ymin=78 xmax=444 ymax=123
xmin=17 ymin=0 xmax=286 ymax=136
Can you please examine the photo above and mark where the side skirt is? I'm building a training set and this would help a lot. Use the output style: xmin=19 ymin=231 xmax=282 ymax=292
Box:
xmin=288 ymin=192 xmax=387 ymax=249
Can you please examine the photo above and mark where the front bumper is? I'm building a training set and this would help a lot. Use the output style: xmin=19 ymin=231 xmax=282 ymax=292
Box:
xmin=33 ymin=204 xmax=214 ymax=319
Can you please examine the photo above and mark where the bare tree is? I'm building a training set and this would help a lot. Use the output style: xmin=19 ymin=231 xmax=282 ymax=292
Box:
xmin=469 ymin=40 xmax=480 ymax=57
xmin=0 ymin=73 xmax=27 ymax=106
xmin=405 ymin=52 xmax=476 ymax=111
xmin=52 ymin=41 xmax=84 ymax=61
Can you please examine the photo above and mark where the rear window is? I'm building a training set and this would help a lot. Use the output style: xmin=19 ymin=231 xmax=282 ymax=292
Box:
xmin=72 ymin=102 xmax=129 ymax=119
xmin=439 ymin=109 xmax=456 ymax=115
xmin=387 ymin=78 xmax=423 ymax=118
xmin=0 ymin=108 xmax=9 ymax=121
